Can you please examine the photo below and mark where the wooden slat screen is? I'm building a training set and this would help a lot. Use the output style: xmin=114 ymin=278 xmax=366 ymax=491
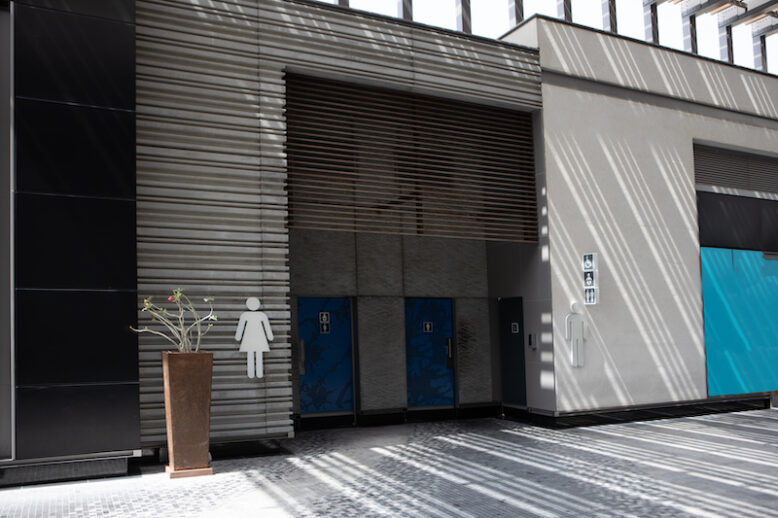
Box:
xmin=286 ymin=75 xmax=538 ymax=243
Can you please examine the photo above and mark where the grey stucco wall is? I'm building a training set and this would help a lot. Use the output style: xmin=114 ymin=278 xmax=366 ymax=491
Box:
xmin=506 ymin=18 xmax=778 ymax=413
xmin=356 ymin=297 xmax=406 ymax=411
xmin=454 ymin=298 xmax=492 ymax=405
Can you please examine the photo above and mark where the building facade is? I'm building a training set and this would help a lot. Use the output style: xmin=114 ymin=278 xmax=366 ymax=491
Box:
xmin=1 ymin=0 xmax=777 ymax=482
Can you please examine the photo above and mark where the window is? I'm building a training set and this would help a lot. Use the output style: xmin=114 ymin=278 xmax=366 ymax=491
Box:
xmin=523 ymin=0 xmax=558 ymax=19
xmin=413 ymin=0 xmax=458 ymax=30
xmin=472 ymin=0 xmax=512 ymax=38
xmin=615 ymin=0 xmax=644 ymax=40
xmin=696 ymin=12 xmax=720 ymax=59
xmin=350 ymin=0 xmax=400 ymax=18
xmin=657 ymin=1 xmax=684 ymax=50
xmin=573 ymin=0 xmax=605 ymax=30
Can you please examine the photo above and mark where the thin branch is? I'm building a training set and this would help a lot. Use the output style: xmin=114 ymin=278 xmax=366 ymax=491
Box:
xmin=130 ymin=326 xmax=181 ymax=349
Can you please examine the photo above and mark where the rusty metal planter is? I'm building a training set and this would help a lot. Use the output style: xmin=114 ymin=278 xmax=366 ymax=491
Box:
xmin=162 ymin=351 xmax=213 ymax=478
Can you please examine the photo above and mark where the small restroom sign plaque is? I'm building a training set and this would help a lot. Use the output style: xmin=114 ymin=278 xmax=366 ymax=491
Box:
xmin=582 ymin=253 xmax=599 ymax=305
xmin=319 ymin=312 xmax=331 ymax=334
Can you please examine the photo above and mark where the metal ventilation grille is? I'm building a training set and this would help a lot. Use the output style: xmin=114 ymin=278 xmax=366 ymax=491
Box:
xmin=286 ymin=75 xmax=538 ymax=243
xmin=695 ymin=145 xmax=778 ymax=194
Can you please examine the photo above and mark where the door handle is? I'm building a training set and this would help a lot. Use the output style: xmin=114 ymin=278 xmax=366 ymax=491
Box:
xmin=446 ymin=338 xmax=453 ymax=369
xmin=299 ymin=339 xmax=305 ymax=375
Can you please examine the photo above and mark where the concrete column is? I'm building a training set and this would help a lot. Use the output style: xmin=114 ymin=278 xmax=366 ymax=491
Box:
xmin=558 ymin=0 xmax=571 ymax=22
xmin=509 ymin=0 xmax=524 ymax=26
xmin=683 ymin=14 xmax=698 ymax=53
xmin=603 ymin=0 xmax=617 ymax=33
xmin=645 ymin=2 xmax=659 ymax=43
xmin=457 ymin=0 xmax=471 ymax=33
xmin=401 ymin=0 xmax=412 ymax=21
xmin=720 ymin=24 xmax=733 ymax=63
xmin=754 ymin=34 xmax=767 ymax=71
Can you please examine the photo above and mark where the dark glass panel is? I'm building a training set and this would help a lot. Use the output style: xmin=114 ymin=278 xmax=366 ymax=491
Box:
xmin=15 ymin=194 xmax=137 ymax=290
xmin=697 ymin=192 xmax=761 ymax=251
xmin=16 ymin=383 xmax=140 ymax=459
xmin=760 ymin=201 xmax=778 ymax=253
xmin=16 ymin=290 xmax=138 ymax=386
xmin=16 ymin=99 xmax=135 ymax=198
xmin=15 ymin=5 xmax=134 ymax=109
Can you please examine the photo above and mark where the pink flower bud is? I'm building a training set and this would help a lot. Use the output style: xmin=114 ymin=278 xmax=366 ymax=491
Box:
xmin=168 ymin=296 xmax=174 ymax=301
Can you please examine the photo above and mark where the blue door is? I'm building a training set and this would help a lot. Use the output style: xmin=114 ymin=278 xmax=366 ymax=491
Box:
xmin=298 ymin=297 xmax=354 ymax=415
xmin=405 ymin=298 xmax=455 ymax=408
xmin=701 ymin=247 xmax=778 ymax=396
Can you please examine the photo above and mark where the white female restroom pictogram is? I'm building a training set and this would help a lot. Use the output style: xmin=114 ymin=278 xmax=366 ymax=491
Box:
xmin=235 ymin=297 xmax=274 ymax=378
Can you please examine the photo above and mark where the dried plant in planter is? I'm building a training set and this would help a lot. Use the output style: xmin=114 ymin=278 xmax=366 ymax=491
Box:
xmin=131 ymin=288 xmax=218 ymax=352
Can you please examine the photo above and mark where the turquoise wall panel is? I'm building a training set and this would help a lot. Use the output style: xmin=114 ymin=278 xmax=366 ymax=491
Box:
xmin=701 ymin=247 xmax=778 ymax=396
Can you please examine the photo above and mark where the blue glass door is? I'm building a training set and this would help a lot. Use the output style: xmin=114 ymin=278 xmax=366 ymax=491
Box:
xmin=405 ymin=298 xmax=455 ymax=408
xmin=298 ymin=297 xmax=354 ymax=415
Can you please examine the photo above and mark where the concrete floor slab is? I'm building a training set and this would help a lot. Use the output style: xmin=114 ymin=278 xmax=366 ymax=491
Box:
xmin=1 ymin=409 xmax=777 ymax=517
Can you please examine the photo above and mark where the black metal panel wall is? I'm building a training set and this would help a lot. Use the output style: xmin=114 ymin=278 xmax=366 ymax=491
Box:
xmin=697 ymin=192 xmax=778 ymax=253
xmin=0 ymin=2 xmax=12 ymax=461
xmin=286 ymin=74 xmax=538 ymax=243
xmin=13 ymin=1 xmax=139 ymax=460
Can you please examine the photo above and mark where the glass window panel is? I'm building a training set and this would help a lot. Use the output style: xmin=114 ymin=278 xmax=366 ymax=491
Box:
xmin=573 ymin=0 xmax=604 ymax=30
xmin=657 ymin=2 xmax=683 ymax=50
xmin=732 ymin=23 xmax=754 ymax=68
xmin=768 ymin=34 xmax=778 ymax=74
xmin=696 ymin=12 xmax=720 ymax=60
xmin=350 ymin=0 xmax=399 ymax=18
xmin=472 ymin=0 xmax=512 ymax=38
xmin=314 ymin=0 xmax=338 ymax=3
xmin=413 ymin=0 xmax=457 ymax=30
xmin=615 ymin=0 xmax=644 ymax=40
xmin=523 ymin=0 xmax=558 ymax=19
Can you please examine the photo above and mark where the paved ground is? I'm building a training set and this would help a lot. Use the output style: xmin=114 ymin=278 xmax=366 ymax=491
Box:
xmin=1 ymin=409 xmax=777 ymax=518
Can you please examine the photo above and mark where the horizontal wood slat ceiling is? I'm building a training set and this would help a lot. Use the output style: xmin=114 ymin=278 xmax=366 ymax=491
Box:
xmin=286 ymin=74 xmax=538 ymax=243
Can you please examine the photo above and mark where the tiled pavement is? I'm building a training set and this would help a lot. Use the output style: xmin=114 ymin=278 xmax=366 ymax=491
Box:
xmin=1 ymin=409 xmax=778 ymax=517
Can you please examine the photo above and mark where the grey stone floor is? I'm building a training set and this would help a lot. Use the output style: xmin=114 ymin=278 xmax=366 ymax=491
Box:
xmin=1 ymin=409 xmax=778 ymax=518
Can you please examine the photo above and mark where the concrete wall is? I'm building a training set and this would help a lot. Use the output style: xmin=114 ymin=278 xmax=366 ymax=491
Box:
xmin=505 ymin=18 xmax=778 ymax=413
xmin=290 ymin=230 xmax=494 ymax=411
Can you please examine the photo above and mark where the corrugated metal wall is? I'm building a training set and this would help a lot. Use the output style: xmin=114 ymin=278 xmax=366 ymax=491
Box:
xmin=136 ymin=0 xmax=541 ymax=446
xmin=695 ymin=145 xmax=778 ymax=196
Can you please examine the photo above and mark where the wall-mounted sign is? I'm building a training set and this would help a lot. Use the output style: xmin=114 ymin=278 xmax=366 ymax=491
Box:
xmin=583 ymin=252 xmax=599 ymax=305
xmin=319 ymin=312 xmax=331 ymax=334
xmin=235 ymin=297 xmax=274 ymax=378
xmin=583 ymin=253 xmax=597 ymax=272
xmin=423 ymin=321 xmax=433 ymax=333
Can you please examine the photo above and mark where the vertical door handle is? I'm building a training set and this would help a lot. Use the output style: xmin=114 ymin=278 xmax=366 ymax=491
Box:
xmin=299 ymin=339 xmax=306 ymax=375
xmin=446 ymin=338 xmax=453 ymax=369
